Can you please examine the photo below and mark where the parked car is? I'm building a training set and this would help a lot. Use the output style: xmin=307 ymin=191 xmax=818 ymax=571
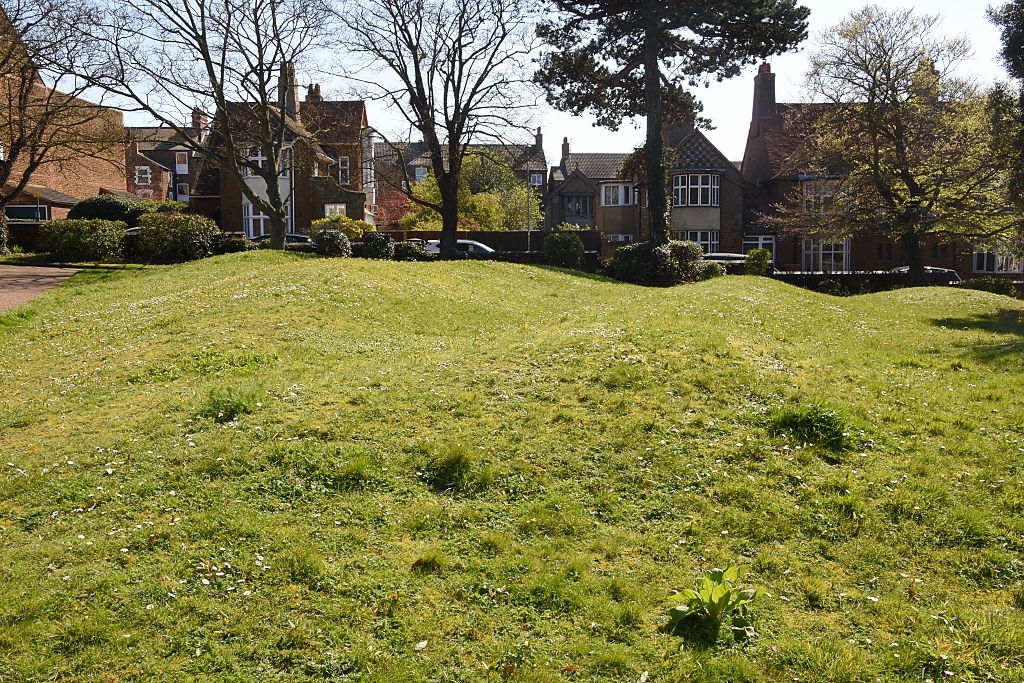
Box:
xmin=888 ymin=266 xmax=962 ymax=284
xmin=250 ymin=233 xmax=310 ymax=245
xmin=423 ymin=239 xmax=495 ymax=254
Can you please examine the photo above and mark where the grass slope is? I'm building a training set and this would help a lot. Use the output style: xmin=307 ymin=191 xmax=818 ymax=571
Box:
xmin=1 ymin=252 xmax=1023 ymax=683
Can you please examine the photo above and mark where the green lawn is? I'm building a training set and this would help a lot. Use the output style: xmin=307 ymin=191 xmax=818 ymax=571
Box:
xmin=1 ymin=251 xmax=1022 ymax=683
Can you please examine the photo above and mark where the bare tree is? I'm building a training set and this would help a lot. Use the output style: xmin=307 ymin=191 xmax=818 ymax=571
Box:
xmin=73 ymin=0 xmax=332 ymax=248
xmin=0 ymin=0 xmax=123 ymax=253
xmin=335 ymin=0 xmax=536 ymax=259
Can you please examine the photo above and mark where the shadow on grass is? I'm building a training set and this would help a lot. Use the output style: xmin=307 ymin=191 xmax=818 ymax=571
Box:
xmin=932 ymin=309 xmax=1024 ymax=337
xmin=663 ymin=614 xmax=722 ymax=649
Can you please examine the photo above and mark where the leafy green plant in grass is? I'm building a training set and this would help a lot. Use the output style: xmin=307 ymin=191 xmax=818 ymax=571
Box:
xmin=666 ymin=563 xmax=762 ymax=644
xmin=415 ymin=441 xmax=491 ymax=493
xmin=411 ymin=549 xmax=447 ymax=574
xmin=200 ymin=385 xmax=262 ymax=422
xmin=770 ymin=403 xmax=849 ymax=450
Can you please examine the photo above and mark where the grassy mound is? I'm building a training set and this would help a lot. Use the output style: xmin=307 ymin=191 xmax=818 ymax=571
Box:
xmin=1 ymin=252 xmax=1023 ymax=682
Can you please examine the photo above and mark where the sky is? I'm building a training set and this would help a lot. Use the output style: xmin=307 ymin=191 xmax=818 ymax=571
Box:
xmin=515 ymin=0 xmax=1011 ymax=168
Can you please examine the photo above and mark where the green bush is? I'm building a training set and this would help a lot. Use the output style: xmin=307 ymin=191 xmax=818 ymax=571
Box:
xmin=362 ymin=232 xmax=394 ymax=260
xmin=67 ymin=196 xmax=184 ymax=226
xmin=745 ymin=248 xmax=772 ymax=276
xmin=211 ymin=235 xmax=258 ymax=255
xmin=135 ymin=213 xmax=220 ymax=263
xmin=697 ymin=261 xmax=727 ymax=280
xmin=310 ymin=229 xmax=352 ymax=257
xmin=609 ymin=239 xmax=703 ymax=286
xmin=38 ymin=219 xmax=126 ymax=262
xmin=770 ymin=403 xmax=849 ymax=451
xmin=962 ymin=276 xmax=1017 ymax=297
xmin=393 ymin=241 xmax=433 ymax=261
xmin=309 ymin=214 xmax=375 ymax=241
xmin=544 ymin=232 xmax=585 ymax=269
xmin=200 ymin=386 xmax=262 ymax=422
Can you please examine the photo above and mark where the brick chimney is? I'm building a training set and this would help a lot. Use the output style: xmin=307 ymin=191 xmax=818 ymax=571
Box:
xmin=306 ymin=83 xmax=322 ymax=103
xmin=534 ymin=127 xmax=543 ymax=152
xmin=278 ymin=61 xmax=300 ymax=122
xmin=752 ymin=62 xmax=776 ymax=119
xmin=191 ymin=107 xmax=208 ymax=141
xmin=561 ymin=136 xmax=570 ymax=166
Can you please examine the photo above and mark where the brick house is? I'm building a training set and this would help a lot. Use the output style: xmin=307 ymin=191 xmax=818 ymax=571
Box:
xmin=2 ymin=97 xmax=124 ymax=225
xmin=190 ymin=65 xmax=373 ymax=236
xmin=373 ymin=132 xmax=547 ymax=228
xmin=741 ymin=63 xmax=1011 ymax=278
xmin=125 ymin=113 xmax=207 ymax=203
xmin=667 ymin=123 xmax=748 ymax=255
xmin=544 ymin=138 xmax=638 ymax=242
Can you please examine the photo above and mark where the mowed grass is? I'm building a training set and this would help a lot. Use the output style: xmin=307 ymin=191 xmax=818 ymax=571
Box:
xmin=1 ymin=251 xmax=1023 ymax=683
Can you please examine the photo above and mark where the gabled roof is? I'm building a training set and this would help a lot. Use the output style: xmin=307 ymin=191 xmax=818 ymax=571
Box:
xmin=301 ymin=100 xmax=367 ymax=146
xmin=372 ymin=140 xmax=546 ymax=173
xmin=671 ymin=129 xmax=739 ymax=172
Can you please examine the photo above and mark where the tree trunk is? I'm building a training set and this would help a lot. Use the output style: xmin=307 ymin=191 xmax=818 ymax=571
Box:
xmin=0 ymin=213 xmax=9 ymax=255
xmin=644 ymin=20 xmax=667 ymax=245
xmin=903 ymin=231 xmax=926 ymax=286
xmin=438 ymin=173 xmax=460 ymax=260
xmin=268 ymin=211 xmax=287 ymax=250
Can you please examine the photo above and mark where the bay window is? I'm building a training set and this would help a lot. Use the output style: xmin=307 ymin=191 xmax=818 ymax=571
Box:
xmin=672 ymin=174 xmax=720 ymax=207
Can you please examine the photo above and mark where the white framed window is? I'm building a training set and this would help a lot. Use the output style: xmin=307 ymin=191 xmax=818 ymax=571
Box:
xmin=530 ymin=172 xmax=545 ymax=187
xmin=241 ymin=148 xmax=266 ymax=177
xmin=973 ymin=242 xmax=1024 ymax=273
xmin=176 ymin=183 xmax=189 ymax=200
xmin=325 ymin=203 xmax=347 ymax=217
xmin=175 ymin=151 xmax=188 ymax=174
xmin=601 ymin=184 xmax=632 ymax=207
xmin=673 ymin=230 xmax=720 ymax=254
xmin=338 ymin=156 xmax=350 ymax=185
xmin=414 ymin=166 xmax=427 ymax=182
xmin=743 ymin=235 xmax=776 ymax=259
xmin=803 ymin=238 xmax=850 ymax=272
xmin=561 ymin=194 xmax=593 ymax=217
xmin=242 ymin=201 xmax=291 ymax=238
xmin=673 ymin=174 xmax=719 ymax=206
xmin=606 ymin=234 xmax=633 ymax=243
xmin=134 ymin=166 xmax=151 ymax=185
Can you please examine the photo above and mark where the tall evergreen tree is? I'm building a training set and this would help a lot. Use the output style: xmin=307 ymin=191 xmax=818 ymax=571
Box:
xmin=534 ymin=0 xmax=809 ymax=244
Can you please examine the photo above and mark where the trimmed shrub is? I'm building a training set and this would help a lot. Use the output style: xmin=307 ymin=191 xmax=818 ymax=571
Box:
xmin=963 ymin=276 xmax=1017 ymax=297
xmin=745 ymin=248 xmax=772 ymax=276
xmin=212 ymin=235 xmax=258 ymax=255
xmin=544 ymin=232 xmax=585 ymax=269
xmin=135 ymin=213 xmax=220 ymax=263
xmin=38 ymin=219 xmax=125 ymax=262
xmin=308 ymin=214 xmax=375 ymax=241
xmin=362 ymin=232 xmax=394 ymax=259
xmin=393 ymin=241 xmax=433 ymax=261
xmin=697 ymin=261 xmax=727 ymax=280
xmin=350 ymin=242 xmax=366 ymax=258
xmin=310 ymin=229 xmax=352 ymax=257
xmin=67 ymin=195 xmax=139 ymax=223
xmin=285 ymin=242 xmax=316 ymax=253
xmin=609 ymin=239 xmax=703 ymax=286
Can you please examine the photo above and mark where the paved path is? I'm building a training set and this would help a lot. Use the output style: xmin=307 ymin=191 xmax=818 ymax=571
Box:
xmin=0 ymin=264 xmax=80 ymax=312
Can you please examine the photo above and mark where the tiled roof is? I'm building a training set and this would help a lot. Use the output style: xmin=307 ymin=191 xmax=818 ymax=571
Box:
xmin=127 ymin=126 xmax=199 ymax=151
xmin=373 ymin=141 xmax=546 ymax=172
xmin=301 ymin=101 xmax=366 ymax=145
xmin=762 ymin=103 xmax=838 ymax=178
xmin=8 ymin=184 xmax=81 ymax=205
xmin=672 ymin=129 xmax=737 ymax=172
xmin=564 ymin=153 xmax=628 ymax=181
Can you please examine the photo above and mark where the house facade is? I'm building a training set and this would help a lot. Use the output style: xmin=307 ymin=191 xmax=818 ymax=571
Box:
xmin=667 ymin=123 xmax=747 ymax=255
xmin=544 ymin=138 xmax=639 ymax=242
xmin=125 ymin=113 xmax=206 ymax=203
xmin=190 ymin=65 xmax=372 ymax=237
xmin=741 ymin=63 xmax=1013 ymax=278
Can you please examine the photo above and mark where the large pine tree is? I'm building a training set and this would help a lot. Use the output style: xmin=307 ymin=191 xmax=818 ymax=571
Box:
xmin=534 ymin=0 xmax=809 ymax=244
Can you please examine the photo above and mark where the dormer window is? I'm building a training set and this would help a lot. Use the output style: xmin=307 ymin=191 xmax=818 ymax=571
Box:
xmin=672 ymin=174 xmax=719 ymax=207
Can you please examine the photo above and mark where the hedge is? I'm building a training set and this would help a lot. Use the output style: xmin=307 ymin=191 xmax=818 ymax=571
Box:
xmin=38 ymin=219 xmax=126 ymax=262
xmin=311 ymin=229 xmax=352 ymax=257
xmin=544 ymin=232 xmax=585 ymax=269
xmin=609 ymin=240 xmax=704 ymax=287
xmin=309 ymin=214 xmax=375 ymax=242
xmin=135 ymin=213 xmax=221 ymax=263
